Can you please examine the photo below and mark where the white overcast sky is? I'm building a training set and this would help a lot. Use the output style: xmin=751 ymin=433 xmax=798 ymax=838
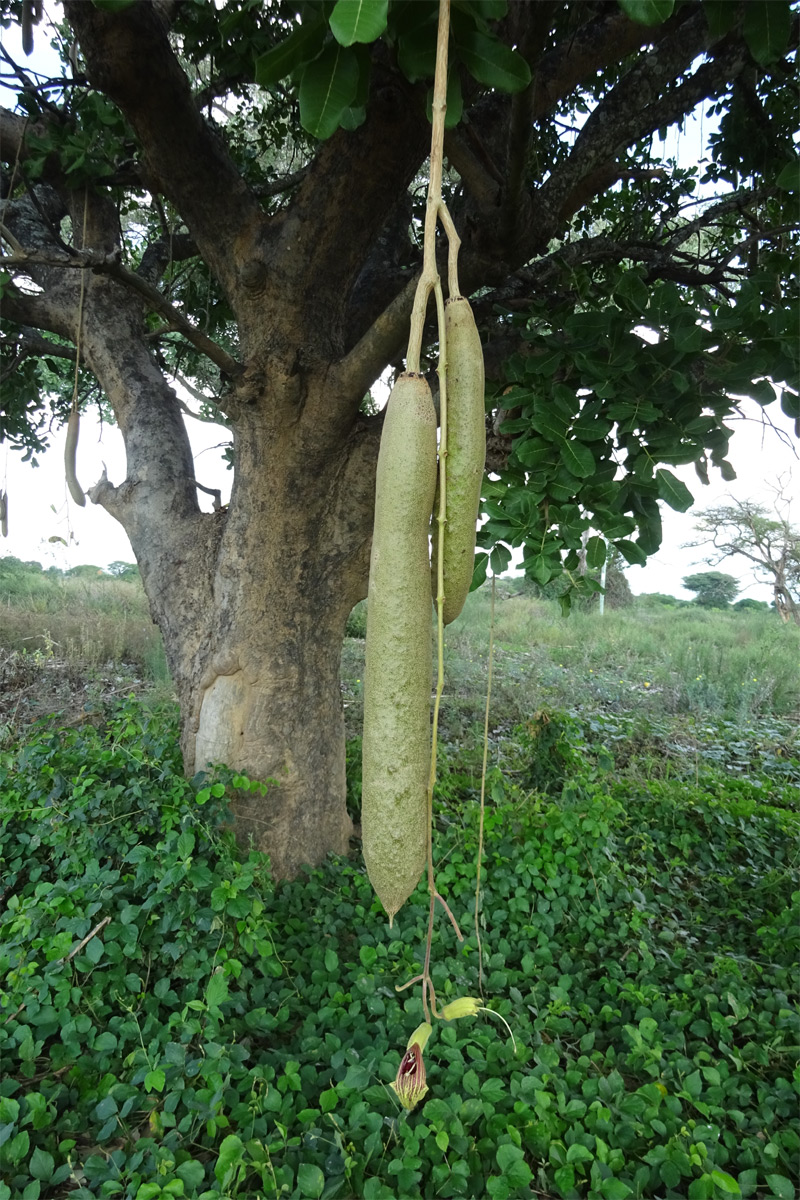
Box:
xmin=1 ymin=14 xmax=797 ymax=603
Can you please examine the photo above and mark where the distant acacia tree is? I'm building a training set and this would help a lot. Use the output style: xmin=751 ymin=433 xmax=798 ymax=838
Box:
xmin=687 ymin=490 xmax=800 ymax=625
xmin=66 ymin=564 xmax=106 ymax=578
xmin=108 ymin=560 xmax=140 ymax=581
xmin=682 ymin=570 xmax=739 ymax=608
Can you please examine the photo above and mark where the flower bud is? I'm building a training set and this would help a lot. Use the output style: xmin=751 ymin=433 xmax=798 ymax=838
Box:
xmin=441 ymin=996 xmax=482 ymax=1021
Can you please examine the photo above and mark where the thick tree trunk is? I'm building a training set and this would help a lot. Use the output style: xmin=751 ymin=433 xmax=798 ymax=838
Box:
xmin=192 ymin=601 xmax=353 ymax=876
xmin=96 ymin=366 xmax=380 ymax=879
xmin=774 ymin=582 xmax=800 ymax=626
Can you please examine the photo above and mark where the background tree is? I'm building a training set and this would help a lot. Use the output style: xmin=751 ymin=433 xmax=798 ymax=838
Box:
xmin=687 ymin=487 xmax=800 ymax=624
xmin=601 ymin=549 xmax=635 ymax=611
xmin=107 ymin=560 xmax=141 ymax=581
xmin=1 ymin=0 xmax=798 ymax=875
xmin=682 ymin=570 xmax=740 ymax=608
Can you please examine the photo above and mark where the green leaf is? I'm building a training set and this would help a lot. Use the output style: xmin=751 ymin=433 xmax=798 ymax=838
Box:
xmin=255 ymin=16 xmax=327 ymax=86
xmin=177 ymin=829 xmax=195 ymax=858
xmin=470 ymin=552 xmax=490 ymax=592
xmin=297 ymin=1163 xmax=325 ymax=1199
xmin=340 ymin=105 xmax=367 ymax=132
xmin=566 ymin=1142 xmax=594 ymax=1164
xmin=324 ymin=948 xmax=339 ymax=972
xmin=320 ymin=1088 xmax=338 ymax=1113
xmin=496 ymin=1144 xmax=524 ymax=1172
xmin=490 ymin=544 xmax=511 ymax=575
xmin=719 ymin=460 xmax=737 ymax=482
xmin=530 ymin=411 xmax=569 ymax=441
xmin=615 ymin=270 xmax=649 ymax=312
xmin=585 ymin=536 xmax=607 ymax=570
xmin=330 ymin=0 xmax=388 ymax=46
xmin=359 ymin=944 xmax=377 ymax=968
xmin=85 ymin=935 xmax=104 ymax=964
xmin=94 ymin=1095 xmax=118 ymax=1120
xmin=205 ymin=970 xmax=229 ymax=1011
xmin=5 ymin=1130 xmax=29 ymax=1166
xmin=397 ymin=24 xmax=437 ymax=82
xmin=617 ymin=0 xmax=675 ymax=25
xmin=456 ymin=30 xmax=531 ymax=93
xmin=176 ymin=1162 xmax=205 ymax=1189
xmin=462 ymin=1068 xmax=481 ymax=1096
xmin=91 ymin=0 xmax=136 ymax=10
xmin=600 ymin=1181 xmax=632 ymax=1200
xmin=559 ymin=440 xmax=595 ymax=479
xmin=215 ymin=1134 xmax=244 ymax=1188
xmin=711 ymin=1171 xmax=741 ymax=1196
xmin=704 ymin=0 xmax=739 ymax=39
xmin=765 ymin=1177 xmax=795 ymax=1200
xmin=481 ymin=1077 xmax=505 ymax=1103
xmin=554 ymin=1165 xmax=576 ymax=1195
xmin=144 ymin=1069 xmax=165 ymax=1093
xmin=299 ymin=44 xmax=361 ymax=139
xmin=737 ymin=1170 xmax=758 ymax=1198
xmin=615 ymin=539 xmax=647 ymax=567
xmin=487 ymin=1176 xmax=511 ymax=1200
xmin=29 ymin=1148 xmax=54 ymax=1182
xmin=683 ymin=1068 xmax=703 ymax=1098
xmin=775 ymin=161 xmax=800 ymax=192
xmin=742 ymin=0 xmax=791 ymax=65
xmin=655 ymin=468 xmax=693 ymax=512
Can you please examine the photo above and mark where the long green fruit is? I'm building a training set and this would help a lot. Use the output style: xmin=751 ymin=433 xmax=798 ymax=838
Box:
xmin=432 ymin=296 xmax=486 ymax=624
xmin=362 ymin=372 xmax=437 ymax=923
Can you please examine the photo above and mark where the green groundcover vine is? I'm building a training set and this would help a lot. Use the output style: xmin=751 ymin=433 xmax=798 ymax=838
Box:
xmin=0 ymin=697 xmax=798 ymax=1200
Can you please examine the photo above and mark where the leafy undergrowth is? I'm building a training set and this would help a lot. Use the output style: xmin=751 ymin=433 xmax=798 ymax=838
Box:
xmin=1 ymin=699 xmax=798 ymax=1200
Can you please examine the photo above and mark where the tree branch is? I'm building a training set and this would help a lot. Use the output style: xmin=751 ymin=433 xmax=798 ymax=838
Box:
xmin=444 ymin=6 xmax=685 ymax=226
xmin=62 ymin=0 xmax=266 ymax=305
xmin=1 ymin=242 xmax=242 ymax=378
xmin=535 ymin=16 xmax=751 ymax=232
xmin=335 ymin=271 xmax=419 ymax=402
xmin=500 ymin=0 xmax=558 ymax=255
xmin=267 ymin=51 xmax=429 ymax=348
xmin=0 ymin=328 xmax=76 ymax=383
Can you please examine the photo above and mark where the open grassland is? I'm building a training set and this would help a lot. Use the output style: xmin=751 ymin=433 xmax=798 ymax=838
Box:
xmin=1 ymin=565 xmax=798 ymax=1200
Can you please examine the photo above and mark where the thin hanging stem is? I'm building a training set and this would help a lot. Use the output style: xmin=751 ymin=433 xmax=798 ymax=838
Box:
xmin=71 ymin=189 xmax=89 ymax=413
xmin=406 ymin=0 xmax=451 ymax=373
xmin=438 ymin=203 xmax=462 ymax=300
xmin=474 ymin=574 xmax=496 ymax=1000
xmin=395 ymin=0 xmax=465 ymax=1024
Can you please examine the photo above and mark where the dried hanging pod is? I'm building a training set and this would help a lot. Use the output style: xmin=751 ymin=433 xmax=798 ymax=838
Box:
xmin=65 ymin=409 xmax=86 ymax=506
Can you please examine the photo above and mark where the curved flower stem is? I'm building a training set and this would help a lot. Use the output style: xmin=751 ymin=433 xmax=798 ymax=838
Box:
xmin=438 ymin=202 xmax=462 ymax=300
xmin=406 ymin=0 xmax=450 ymax=373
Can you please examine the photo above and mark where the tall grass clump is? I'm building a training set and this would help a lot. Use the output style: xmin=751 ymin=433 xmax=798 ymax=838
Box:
xmin=0 ymin=561 xmax=163 ymax=676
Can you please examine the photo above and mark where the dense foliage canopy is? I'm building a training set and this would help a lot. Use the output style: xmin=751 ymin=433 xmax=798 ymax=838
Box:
xmin=1 ymin=0 xmax=798 ymax=598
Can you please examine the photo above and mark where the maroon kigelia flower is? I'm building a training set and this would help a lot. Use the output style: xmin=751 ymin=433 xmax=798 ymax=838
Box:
xmin=391 ymin=1022 xmax=431 ymax=1111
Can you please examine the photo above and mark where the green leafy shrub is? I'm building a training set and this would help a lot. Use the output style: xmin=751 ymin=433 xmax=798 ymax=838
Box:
xmin=345 ymin=601 xmax=367 ymax=639
xmin=1 ymin=697 xmax=798 ymax=1199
